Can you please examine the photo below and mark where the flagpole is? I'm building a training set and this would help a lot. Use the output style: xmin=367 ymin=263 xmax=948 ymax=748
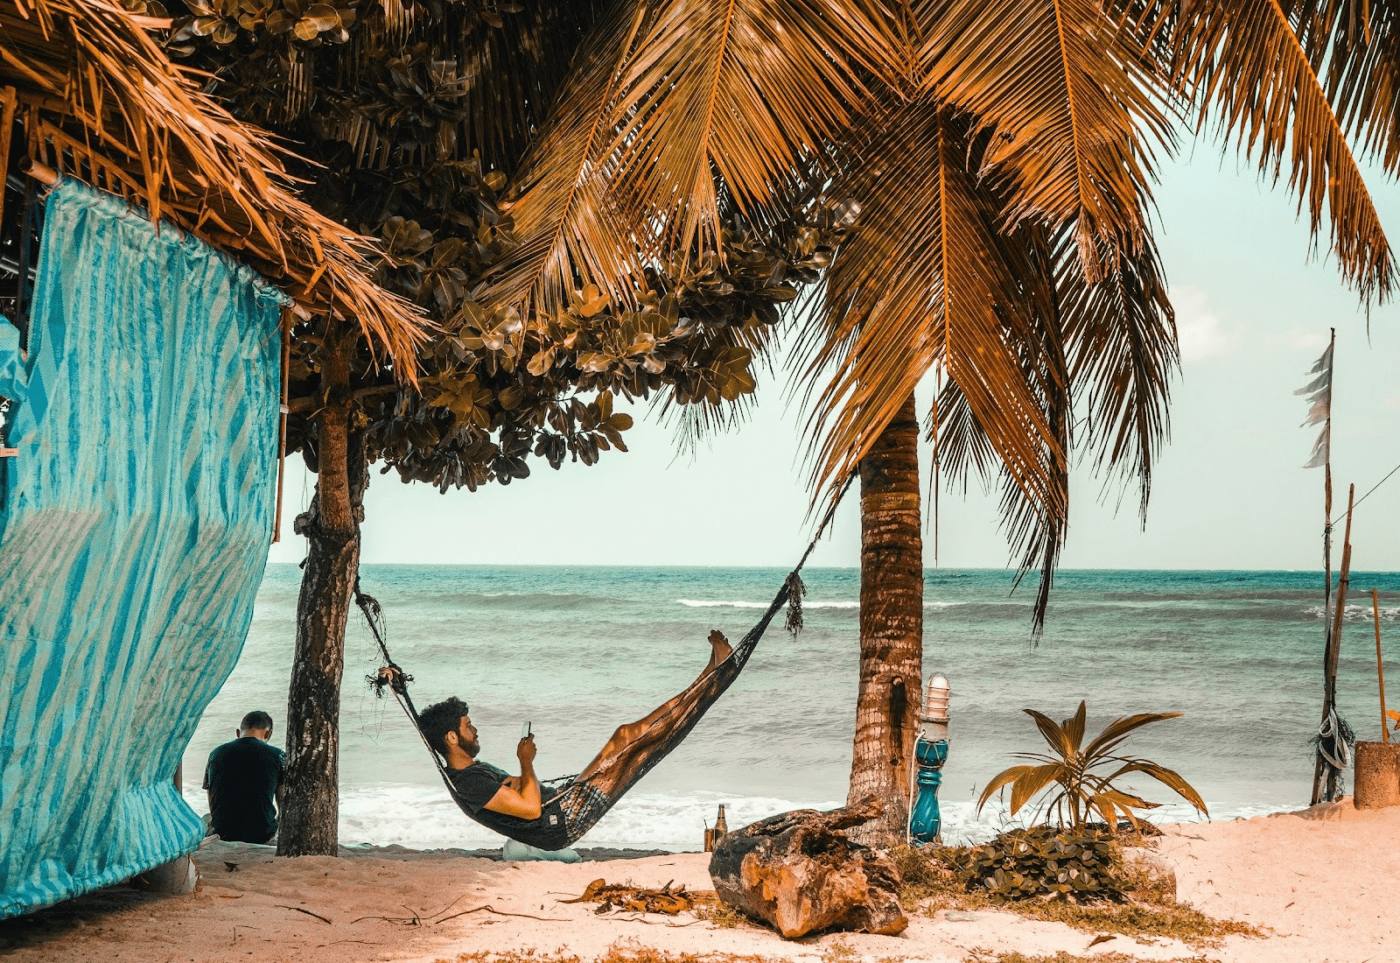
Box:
xmin=1303 ymin=329 xmax=1337 ymax=805
xmin=1324 ymin=327 xmax=1334 ymax=659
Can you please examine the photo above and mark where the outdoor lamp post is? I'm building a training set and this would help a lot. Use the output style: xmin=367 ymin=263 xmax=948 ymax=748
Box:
xmin=909 ymin=674 xmax=950 ymax=845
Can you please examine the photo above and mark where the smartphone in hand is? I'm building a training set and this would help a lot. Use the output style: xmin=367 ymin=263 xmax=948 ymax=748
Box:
xmin=521 ymin=721 xmax=532 ymax=739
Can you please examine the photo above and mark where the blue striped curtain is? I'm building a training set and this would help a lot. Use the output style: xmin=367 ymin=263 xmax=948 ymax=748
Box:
xmin=0 ymin=181 xmax=284 ymax=917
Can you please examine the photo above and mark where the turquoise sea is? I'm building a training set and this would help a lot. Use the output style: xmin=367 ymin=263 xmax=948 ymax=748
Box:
xmin=182 ymin=566 xmax=1400 ymax=850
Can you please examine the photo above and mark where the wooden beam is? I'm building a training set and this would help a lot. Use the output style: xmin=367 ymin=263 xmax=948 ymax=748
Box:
xmin=19 ymin=156 xmax=58 ymax=185
xmin=273 ymin=309 xmax=291 ymax=544
xmin=0 ymin=86 xmax=17 ymax=229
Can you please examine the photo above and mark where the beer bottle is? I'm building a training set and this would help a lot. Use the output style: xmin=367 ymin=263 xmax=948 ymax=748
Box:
xmin=713 ymin=803 xmax=728 ymax=840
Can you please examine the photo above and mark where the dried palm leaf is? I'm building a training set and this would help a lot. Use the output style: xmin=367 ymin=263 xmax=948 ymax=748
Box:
xmin=0 ymin=0 xmax=429 ymax=371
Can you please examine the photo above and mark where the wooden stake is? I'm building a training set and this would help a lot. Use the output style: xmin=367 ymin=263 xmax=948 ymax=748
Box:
xmin=1375 ymin=588 xmax=1388 ymax=745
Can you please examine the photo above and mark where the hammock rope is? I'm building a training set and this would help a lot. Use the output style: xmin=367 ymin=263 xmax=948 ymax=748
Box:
xmin=356 ymin=475 xmax=853 ymax=849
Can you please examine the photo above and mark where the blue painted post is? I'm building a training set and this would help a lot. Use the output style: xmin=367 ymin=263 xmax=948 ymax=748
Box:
xmin=908 ymin=675 xmax=950 ymax=845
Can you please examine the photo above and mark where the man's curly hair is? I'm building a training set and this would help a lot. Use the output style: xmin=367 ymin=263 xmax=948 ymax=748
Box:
xmin=417 ymin=697 xmax=470 ymax=757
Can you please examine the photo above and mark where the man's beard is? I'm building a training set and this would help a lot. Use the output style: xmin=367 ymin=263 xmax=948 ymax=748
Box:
xmin=463 ymin=736 xmax=480 ymax=757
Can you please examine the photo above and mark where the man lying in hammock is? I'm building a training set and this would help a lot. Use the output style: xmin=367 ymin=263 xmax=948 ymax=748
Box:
xmin=415 ymin=629 xmax=733 ymax=850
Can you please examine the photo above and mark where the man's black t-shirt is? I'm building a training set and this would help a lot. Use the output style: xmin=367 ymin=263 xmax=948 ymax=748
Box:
xmin=204 ymin=737 xmax=285 ymax=844
xmin=445 ymin=760 xmax=569 ymax=850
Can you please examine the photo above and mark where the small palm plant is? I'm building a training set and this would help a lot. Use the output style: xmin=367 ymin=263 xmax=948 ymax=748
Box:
xmin=978 ymin=702 xmax=1208 ymax=832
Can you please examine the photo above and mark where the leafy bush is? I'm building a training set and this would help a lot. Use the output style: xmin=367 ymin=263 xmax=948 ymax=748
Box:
xmin=958 ymin=826 xmax=1121 ymax=901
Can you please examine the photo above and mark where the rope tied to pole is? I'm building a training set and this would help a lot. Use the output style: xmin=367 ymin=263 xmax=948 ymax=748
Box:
xmin=1315 ymin=706 xmax=1355 ymax=773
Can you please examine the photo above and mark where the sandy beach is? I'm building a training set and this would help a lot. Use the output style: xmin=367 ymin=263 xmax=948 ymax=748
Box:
xmin=2 ymin=800 xmax=1395 ymax=963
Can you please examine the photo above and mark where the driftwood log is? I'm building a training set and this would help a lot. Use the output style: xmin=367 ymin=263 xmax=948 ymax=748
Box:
xmin=707 ymin=797 xmax=907 ymax=939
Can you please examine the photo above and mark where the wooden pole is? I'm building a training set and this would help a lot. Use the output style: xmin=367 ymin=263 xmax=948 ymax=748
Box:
xmin=1313 ymin=483 xmax=1355 ymax=804
xmin=1326 ymin=485 xmax=1355 ymax=698
xmin=1375 ymin=588 xmax=1388 ymax=745
xmin=273 ymin=309 xmax=291 ymax=544
xmin=18 ymin=157 xmax=59 ymax=186
xmin=0 ymin=87 xmax=17 ymax=230
xmin=1323 ymin=329 xmax=1336 ymax=673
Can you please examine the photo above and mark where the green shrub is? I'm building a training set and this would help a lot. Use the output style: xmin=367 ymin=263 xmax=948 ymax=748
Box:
xmin=958 ymin=826 xmax=1120 ymax=901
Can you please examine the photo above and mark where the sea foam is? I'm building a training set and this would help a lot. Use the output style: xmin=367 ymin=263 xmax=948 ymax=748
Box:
xmin=184 ymin=784 xmax=1293 ymax=852
xmin=677 ymin=599 xmax=960 ymax=610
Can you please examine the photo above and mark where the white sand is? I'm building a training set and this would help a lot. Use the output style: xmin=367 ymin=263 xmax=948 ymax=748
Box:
xmin=2 ymin=801 xmax=1396 ymax=963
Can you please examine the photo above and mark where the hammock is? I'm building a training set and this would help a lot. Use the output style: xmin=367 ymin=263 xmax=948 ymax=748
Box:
xmin=358 ymin=484 xmax=848 ymax=851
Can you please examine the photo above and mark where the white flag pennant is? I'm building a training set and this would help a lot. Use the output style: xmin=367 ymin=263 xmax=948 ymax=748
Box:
xmin=1296 ymin=341 xmax=1333 ymax=469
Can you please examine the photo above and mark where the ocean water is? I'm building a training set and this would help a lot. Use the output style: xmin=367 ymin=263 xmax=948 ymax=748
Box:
xmin=181 ymin=566 xmax=1400 ymax=850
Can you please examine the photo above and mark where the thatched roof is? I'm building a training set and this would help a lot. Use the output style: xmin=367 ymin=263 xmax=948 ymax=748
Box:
xmin=0 ymin=0 xmax=427 ymax=371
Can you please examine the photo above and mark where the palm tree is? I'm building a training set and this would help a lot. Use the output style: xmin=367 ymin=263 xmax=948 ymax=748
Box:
xmin=490 ymin=0 xmax=1394 ymax=842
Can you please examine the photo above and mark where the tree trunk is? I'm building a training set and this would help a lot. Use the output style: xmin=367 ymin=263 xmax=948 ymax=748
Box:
xmin=846 ymin=395 xmax=923 ymax=845
xmin=277 ymin=336 xmax=368 ymax=857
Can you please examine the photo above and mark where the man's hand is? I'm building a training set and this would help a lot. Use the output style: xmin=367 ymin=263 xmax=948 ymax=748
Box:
xmin=484 ymin=735 xmax=542 ymax=820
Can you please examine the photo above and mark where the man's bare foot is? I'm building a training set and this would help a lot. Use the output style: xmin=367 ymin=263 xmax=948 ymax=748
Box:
xmin=705 ymin=629 xmax=733 ymax=673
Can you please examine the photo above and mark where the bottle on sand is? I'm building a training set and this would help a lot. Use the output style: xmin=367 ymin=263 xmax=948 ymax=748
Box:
xmin=713 ymin=804 xmax=728 ymax=842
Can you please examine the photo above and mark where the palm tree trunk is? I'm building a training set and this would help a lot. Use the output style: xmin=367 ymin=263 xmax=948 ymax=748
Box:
xmin=846 ymin=395 xmax=923 ymax=845
xmin=277 ymin=334 xmax=367 ymax=857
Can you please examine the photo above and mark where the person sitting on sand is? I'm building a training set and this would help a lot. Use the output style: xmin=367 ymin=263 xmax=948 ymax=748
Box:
xmin=203 ymin=710 xmax=285 ymax=845
xmin=416 ymin=629 xmax=734 ymax=850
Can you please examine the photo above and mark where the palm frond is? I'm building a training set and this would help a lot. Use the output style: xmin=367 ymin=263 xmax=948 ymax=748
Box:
xmin=994 ymin=226 xmax=1072 ymax=631
xmin=1102 ymin=758 xmax=1209 ymax=814
xmin=929 ymin=378 xmax=1000 ymax=496
xmin=977 ymin=763 xmax=1046 ymax=811
xmin=1025 ymin=708 xmax=1078 ymax=761
xmin=1082 ymin=711 xmax=1183 ymax=758
xmin=1007 ymin=763 xmax=1068 ymax=814
xmin=482 ymin=3 xmax=650 ymax=316
xmin=1059 ymin=227 xmax=1178 ymax=522
xmin=1164 ymin=0 xmax=1395 ymax=301
xmin=1288 ymin=0 xmax=1400 ymax=178
xmin=799 ymin=102 xmax=1064 ymax=526
xmin=993 ymin=226 xmax=1177 ymax=629
xmin=1089 ymin=787 xmax=1156 ymax=828
xmin=1063 ymin=700 xmax=1089 ymax=752
xmin=604 ymin=0 xmax=901 ymax=259
xmin=916 ymin=0 xmax=1174 ymax=275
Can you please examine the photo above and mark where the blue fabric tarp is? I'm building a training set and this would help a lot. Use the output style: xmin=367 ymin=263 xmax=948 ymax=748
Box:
xmin=0 ymin=180 xmax=284 ymax=918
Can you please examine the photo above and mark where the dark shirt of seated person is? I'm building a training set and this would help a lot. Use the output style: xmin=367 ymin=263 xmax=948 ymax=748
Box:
xmin=418 ymin=697 xmax=568 ymax=850
xmin=203 ymin=710 xmax=285 ymax=844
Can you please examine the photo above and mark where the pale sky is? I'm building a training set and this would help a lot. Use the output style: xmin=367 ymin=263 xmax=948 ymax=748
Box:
xmin=271 ymin=145 xmax=1400 ymax=573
